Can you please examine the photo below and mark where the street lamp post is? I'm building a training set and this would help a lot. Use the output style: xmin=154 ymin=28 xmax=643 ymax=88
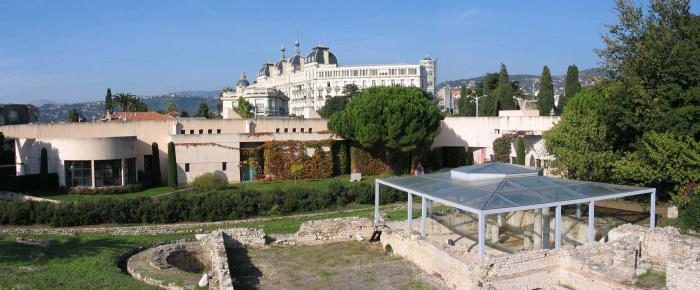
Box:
xmin=473 ymin=95 xmax=484 ymax=117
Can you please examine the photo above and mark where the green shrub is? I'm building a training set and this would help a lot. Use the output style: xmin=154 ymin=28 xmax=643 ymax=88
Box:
xmin=677 ymin=187 xmax=700 ymax=232
xmin=516 ymin=137 xmax=526 ymax=165
xmin=0 ymin=179 xmax=406 ymax=227
xmin=167 ymin=142 xmax=177 ymax=188
xmin=151 ymin=142 xmax=161 ymax=186
xmin=68 ymin=184 xmax=143 ymax=195
xmin=40 ymin=148 xmax=48 ymax=192
xmin=192 ymin=172 xmax=228 ymax=192
xmin=493 ymin=134 xmax=515 ymax=162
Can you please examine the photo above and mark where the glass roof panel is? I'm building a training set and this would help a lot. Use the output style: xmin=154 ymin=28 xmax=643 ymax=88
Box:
xmin=380 ymin=163 xmax=652 ymax=212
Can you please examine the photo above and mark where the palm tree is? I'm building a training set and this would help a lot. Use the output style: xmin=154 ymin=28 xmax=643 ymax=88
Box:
xmin=113 ymin=93 xmax=136 ymax=112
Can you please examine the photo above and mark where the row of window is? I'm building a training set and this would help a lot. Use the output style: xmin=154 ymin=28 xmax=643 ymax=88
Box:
xmin=179 ymin=128 xmax=222 ymax=135
xmin=65 ymin=158 xmax=136 ymax=187
xmin=275 ymin=128 xmax=313 ymax=133
xmin=317 ymin=67 xmax=419 ymax=78
xmin=183 ymin=162 xmax=227 ymax=172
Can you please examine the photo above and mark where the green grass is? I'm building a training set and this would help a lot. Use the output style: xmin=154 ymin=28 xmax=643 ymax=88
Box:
xmin=0 ymin=233 xmax=189 ymax=290
xmin=46 ymin=186 xmax=176 ymax=202
xmin=636 ymin=269 xmax=666 ymax=288
xmin=0 ymin=204 xmax=408 ymax=289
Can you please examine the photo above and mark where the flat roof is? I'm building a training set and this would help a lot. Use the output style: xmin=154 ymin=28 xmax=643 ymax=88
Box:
xmin=378 ymin=163 xmax=653 ymax=215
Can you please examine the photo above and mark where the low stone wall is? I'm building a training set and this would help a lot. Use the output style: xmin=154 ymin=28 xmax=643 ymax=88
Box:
xmin=381 ymin=230 xmax=478 ymax=289
xmin=201 ymin=232 xmax=234 ymax=290
xmin=380 ymin=222 xmax=700 ymax=290
xmin=608 ymin=224 xmax=700 ymax=270
xmin=292 ymin=217 xmax=374 ymax=245
xmin=0 ymin=191 xmax=60 ymax=203
xmin=667 ymin=257 xmax=700 ymax=290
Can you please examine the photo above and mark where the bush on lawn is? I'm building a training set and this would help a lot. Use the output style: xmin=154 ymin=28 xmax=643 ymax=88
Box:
xmin=0 ymin=180 xmax=405 ymax=227
xmin=68 ymin=184 xmax=143 ymax=195
xmin=677 ymin=187 xmax=700 ymax=232
xmin=192 ymin=172 xmax=228 ymax=192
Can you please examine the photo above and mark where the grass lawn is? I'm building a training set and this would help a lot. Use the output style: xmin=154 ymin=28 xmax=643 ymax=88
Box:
xmin=45 ymin=186 xmax=176 ymax=202
xmin=0 ymin=204 xmax=409 ymax=289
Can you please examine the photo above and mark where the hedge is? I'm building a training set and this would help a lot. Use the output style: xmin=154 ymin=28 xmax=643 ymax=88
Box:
xmin=0 ymin=173 xmax=59 ymax=193
xmin=0 ymin=181 xmax=405 ymax=227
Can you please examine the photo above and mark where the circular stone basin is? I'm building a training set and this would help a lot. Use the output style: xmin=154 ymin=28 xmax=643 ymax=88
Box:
xmin=166 ymin=249 xmax=206 ymax=273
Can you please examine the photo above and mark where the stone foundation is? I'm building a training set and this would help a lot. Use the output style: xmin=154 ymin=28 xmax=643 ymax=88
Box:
xmin=382 ymin=222 xmax=700 ymax=290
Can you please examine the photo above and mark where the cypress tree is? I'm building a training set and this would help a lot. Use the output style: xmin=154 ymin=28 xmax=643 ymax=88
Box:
xmin=40 ymin=148 xmax=48 ymax=191
xmin=151 ymin=142 xmax=161 ymax=186
xmin=104 ymin=88 xmax=113 ymax=113
xmin=516 ymin=137 xmax=526 ymax=165
xmin=167 ymin=142 xmax=177 ymax=188
xmin=562 ymin=65 xmax=581 ymax=111
xmin=538 ymin=66 xmax=554 ymax=116
xmin=493 ymin=64 xmax=516 ymax=111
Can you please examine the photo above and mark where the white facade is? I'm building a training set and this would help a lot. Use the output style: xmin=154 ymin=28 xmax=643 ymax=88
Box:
xmin=222 ymin=40 xmax=437 ymax=118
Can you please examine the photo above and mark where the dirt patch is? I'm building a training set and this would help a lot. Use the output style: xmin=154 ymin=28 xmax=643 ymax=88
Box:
xmin=227 ymin=241 xmax=444 ymax=290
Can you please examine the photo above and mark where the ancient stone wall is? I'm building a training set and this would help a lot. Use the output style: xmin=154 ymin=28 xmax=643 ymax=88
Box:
xmin=293 ymin=217 xmax=374 ymax=245
xmin=381 ymin=231 xmax=478 ymax=289
xmin=667 ymin=257 xmax=700 ymax=290
xmin=201 ymin=232 xmax=234 ymax=290
xmin=608 ymin=224 xmax=700 ymax=270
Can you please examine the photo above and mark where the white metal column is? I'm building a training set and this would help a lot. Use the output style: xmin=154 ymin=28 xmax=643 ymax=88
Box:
xmin=588 ymin=201 xmax=595 ymax=244
xmin=555 ymin=205 xmax=562 ymax=249
xmin=421 ymin=197 xmax=427 ymax=238
xmin=650 ymin=190 xmax=656 ymax=230
xmin=576 ymin=203 xmax=582 ymax=219
xmin=374 ymin=181 xmax=380 ymax=224
xmin=478 ymin=212 xmax=486 ymax=259
xmin=407 ymin=193 xmax=413 ymax=233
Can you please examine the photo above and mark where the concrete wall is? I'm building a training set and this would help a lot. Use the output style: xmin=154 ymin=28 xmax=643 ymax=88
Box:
xmin=0 ymin=119 xmax=331 ymax=186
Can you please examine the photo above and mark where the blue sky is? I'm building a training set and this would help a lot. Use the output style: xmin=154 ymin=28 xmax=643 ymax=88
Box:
xmin=0 ymin=0 xmax=693 ymax=103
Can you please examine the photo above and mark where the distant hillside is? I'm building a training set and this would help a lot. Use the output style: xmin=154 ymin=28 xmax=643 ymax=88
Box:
xmin=36 ymin=91 xmax=221 ymax=122
xmin=438 ymin=68 xmax=605 ymax=96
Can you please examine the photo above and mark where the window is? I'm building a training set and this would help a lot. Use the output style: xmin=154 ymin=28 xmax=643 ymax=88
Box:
xmin=65 ymin=160 xmax=91 ymax=187
xmin=284 ymin=128 xmax=288 ymax=133
xmin=301 ymin=128 xmax=305 ymax=133
xmin=276 ymin=128 xmax=280 ymax=133
xmin=199 ymin=129 xmax=203 ymax=134
xmin=536 ymin=159 xmax=542 ymax=168
xmin=292 ymin=128 xmax=296 ymax=132
xmin=180 ymin=130 xmax=185 ymax=135
xmin=190 ymin=130 xmax=194 ymax=134
xmin=144 ymin=155 xmax=153 ymax=172
xmin=222 ymin=162 xmax=227 ymax=171
xmin=511 ymin=157 xmax=516 ymax=164
xmin=308 ymin=128 xmax=312 ymax=133
xmin=185 ymin=163 xmax=190 ymax=172
xmin=494 ymin=129 xmax=500 ymax=134
xmin=94 ymin=159 xmax=122 ymax=187
xmin=208 ymin=129 xmax=212 ymax=134
xmin=530 ymin=156 xmax=536 ymax=167
xmin=217 ymin=129 xmax=221 ymax=134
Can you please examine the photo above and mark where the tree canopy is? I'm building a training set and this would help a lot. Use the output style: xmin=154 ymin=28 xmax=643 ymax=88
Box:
xmin=104 ymin=88 xmax=113 ymax=113
xmin=492 ymin=64 xmax=518 ymax=111
xmin=197 ymin=101 xmax=210 ymax=118
xmin=457 ymin=85 xmax=476 ymax=116
xmin=66 ymin=108 xmax=84 ymax=122
xmin=319 ymin=84 xmax=360 ymax=118
xmin=328 ymin=86 xmax=443 ymax=169
xmin=235 ymin=97 xmax=253 ymax=118
xmin=562 ymin=65 xmax=581 ymax=110
xmin=546 ymin=0 xmax=700 ymax=206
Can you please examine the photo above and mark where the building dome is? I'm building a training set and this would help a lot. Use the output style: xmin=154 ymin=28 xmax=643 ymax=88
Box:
xmin=306 ymin=46 xmax=338 ymax=65
xmin=236 ymin=72 xmax=250 ymax=87
xmin=258 ymin=63 xmax=271 ymax=77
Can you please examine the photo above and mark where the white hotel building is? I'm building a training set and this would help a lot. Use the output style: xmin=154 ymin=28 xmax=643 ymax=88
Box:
xmin=221 ymin=40 xmax=437 ymax=118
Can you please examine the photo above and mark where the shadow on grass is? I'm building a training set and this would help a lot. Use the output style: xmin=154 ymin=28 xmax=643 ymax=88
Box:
xmin=226 ymin=247 xmax=262 ymax=290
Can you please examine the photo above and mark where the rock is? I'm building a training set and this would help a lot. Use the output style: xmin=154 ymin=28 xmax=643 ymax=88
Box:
xmin=199 ymin=273 xmax=209 ymax=287
xmin=355 ymin=233 xmax=364 ymax=241
xmin=195 ymin=234 xmax=208 ymax=241
xmin=446 ymin=239 xmax=455 ymax=246
xmin=667 ymin=206 xmax=678 ymax=219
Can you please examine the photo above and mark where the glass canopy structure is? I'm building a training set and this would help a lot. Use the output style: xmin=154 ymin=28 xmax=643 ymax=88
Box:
xmin=374 ymin=163 xmax=656 ymax=259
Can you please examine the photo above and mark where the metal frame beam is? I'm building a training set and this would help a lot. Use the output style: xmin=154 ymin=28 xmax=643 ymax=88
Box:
xmin=588 ymin=201 xmax=595 ymax=244
xmin=421 ymin=197 xmax=427 ymax=238
xmin=555 ymin=205 xmax=562 ymax=249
